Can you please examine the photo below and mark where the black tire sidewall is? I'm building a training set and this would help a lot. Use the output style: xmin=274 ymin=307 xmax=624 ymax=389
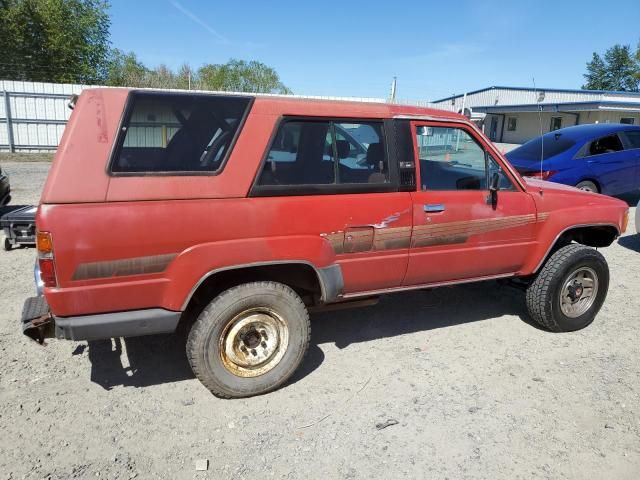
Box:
xmin=190 ymin=284 xmax=309 ymax=397
xmin=548 ymin=252 xmax=609 ymax=331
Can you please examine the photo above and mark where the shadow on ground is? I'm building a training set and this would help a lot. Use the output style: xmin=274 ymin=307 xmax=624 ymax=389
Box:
xmin=618 ymin=233 xmax=640 ymax=253
xmin=614 ymin=191 xmax=640 ymax=207
xmin=87 ymin=281 xmax=531 ymax=390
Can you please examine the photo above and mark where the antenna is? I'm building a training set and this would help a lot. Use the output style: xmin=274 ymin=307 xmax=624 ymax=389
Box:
xmin=532 ymin=78 xmax=544 ymax=182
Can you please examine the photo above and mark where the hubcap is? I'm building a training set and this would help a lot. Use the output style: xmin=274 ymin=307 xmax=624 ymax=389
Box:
xmin=219 ymin=308 xmax=289 ymax=377
xmin=559 ymin=267 xmax=599 ymax=318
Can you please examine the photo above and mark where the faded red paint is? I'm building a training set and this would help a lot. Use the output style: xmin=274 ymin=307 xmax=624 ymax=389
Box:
xmin=37 ymin=89 xmax=628 ymax=317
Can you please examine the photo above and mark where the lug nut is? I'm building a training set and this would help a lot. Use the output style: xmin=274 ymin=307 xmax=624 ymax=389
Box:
xmin=251 ymin=349 xmax=257 ymax=356
xmin=260 ymin=330 xmax=268 ymax=340
xmin=261 ymin=341 xmax=267 ymax=348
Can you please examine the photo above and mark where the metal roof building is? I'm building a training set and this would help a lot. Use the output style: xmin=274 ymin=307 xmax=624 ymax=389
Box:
xmin=432 ymin=86 xmax=640 ymax=144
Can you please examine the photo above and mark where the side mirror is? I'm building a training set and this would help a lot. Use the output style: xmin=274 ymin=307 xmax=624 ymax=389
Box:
xmin=489 ymin=172 xmax=500 ymax=209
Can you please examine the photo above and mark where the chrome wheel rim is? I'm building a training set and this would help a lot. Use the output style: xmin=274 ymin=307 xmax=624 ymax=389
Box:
xmin=559 ymin=267 xmax=599 ymax=318
xmin=578 ymin=184 xmax=596 ymax=192
xmin=219 ymin=308 xmax=289 ymax=377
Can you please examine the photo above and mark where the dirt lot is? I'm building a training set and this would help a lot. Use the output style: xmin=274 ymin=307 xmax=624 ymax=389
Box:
xmin=1 ymin=161 xmax=639 ymax=480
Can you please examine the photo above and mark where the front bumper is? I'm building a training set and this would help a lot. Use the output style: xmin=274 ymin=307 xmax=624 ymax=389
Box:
xmin=21 ymin=296 xmax=182 ymax=344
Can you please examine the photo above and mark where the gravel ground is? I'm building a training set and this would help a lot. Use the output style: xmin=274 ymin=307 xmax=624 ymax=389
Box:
xmin=0 ymin=161 xmax=639 ymax=480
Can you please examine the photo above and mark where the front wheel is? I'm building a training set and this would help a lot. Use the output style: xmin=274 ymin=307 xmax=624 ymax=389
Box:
xmin=186 ymin=281 xmax=310 ymax=398
xmin=526 ymin=244 xmax=609 ymax=332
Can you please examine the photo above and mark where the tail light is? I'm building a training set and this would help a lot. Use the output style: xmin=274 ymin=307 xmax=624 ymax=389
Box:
xmin=529 ymin=170 xmax=557 ymax=180
xmin=37 ymin=231 xmax=57 ymax=288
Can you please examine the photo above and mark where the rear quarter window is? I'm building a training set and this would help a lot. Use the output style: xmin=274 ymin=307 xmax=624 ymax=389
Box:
xmin=110 ymin=92 xmax=252 ymax=175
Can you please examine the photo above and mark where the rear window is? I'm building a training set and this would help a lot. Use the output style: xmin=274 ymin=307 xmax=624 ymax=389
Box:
xmin=110 ymin=92 xmax=252 ymax=174
xmin=508 ymin=132 xmax=576 ymax=161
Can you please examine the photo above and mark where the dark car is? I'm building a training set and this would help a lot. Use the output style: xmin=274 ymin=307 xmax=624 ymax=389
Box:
xmin=0 ymin=164 xmax=10 ymax=206
xmin=506 ymin=124 xmax=640 ymax=195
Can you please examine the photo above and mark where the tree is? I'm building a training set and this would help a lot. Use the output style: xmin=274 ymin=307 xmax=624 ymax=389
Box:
xmin=0 ymin=0 xmax=111 ymax=84
xmin=197 ymin=59 xmax=291 ymax=94
xmin=582 ymin=53 xmax=608 ymax=90
xmin=583 ymin=43 xmax=640 ymax=92
xmin=104 ymin=48 xmax=147 ymax=87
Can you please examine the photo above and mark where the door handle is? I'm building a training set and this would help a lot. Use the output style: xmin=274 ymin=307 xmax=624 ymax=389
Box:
xmin=424 ymin=204 xmax=445 ymax=213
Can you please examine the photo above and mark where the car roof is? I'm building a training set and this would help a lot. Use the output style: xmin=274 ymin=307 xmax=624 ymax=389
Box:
xmin=548 ymin=123 xmax=640 ymax=140
xmin=84 ymin=87 xmax=468 ymax=122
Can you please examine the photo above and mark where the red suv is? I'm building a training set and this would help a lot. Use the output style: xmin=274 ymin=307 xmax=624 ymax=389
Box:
xmin=21 ymin=89 xmax=629 ymax=398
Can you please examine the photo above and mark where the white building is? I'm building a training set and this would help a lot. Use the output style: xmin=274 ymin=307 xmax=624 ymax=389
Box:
xmin=431 ymin=86 xmax=640 ymax=144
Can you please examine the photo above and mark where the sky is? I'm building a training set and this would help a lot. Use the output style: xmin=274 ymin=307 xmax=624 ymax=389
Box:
xmin=109 ymin=0 xmax=640 ymax=101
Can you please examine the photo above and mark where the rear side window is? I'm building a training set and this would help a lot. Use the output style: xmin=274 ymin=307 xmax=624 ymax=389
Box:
xmin=587 ymin=134 xmax=623 ymax=156
xmin=111 ymin=93 xmax=252 ymax=174
xmin=257 ymin=120 xmax=389 ymax=186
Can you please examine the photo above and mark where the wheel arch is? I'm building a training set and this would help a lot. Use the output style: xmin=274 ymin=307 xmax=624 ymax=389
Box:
xmin=181 ymin=261 xmax=343 ymax=312
xmin=533 ymin=223 xmax=620 ymax=273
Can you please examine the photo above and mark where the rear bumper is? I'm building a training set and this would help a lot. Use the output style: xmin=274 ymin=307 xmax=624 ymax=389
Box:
xmin=21 ymin=296 xmax=181 ymax=343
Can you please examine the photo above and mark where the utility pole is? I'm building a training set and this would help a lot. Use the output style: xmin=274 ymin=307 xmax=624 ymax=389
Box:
xmin=389 ymin=77 xmax=397 ymax=103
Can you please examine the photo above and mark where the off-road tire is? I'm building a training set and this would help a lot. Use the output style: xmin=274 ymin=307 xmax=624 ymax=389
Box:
xmin=526 ymin=244 xmax=609 ymax=332
xmin=576 ymin=180 xmax=598 ymax=193
xmin=186 ymin=281 xmax=310 ymax=398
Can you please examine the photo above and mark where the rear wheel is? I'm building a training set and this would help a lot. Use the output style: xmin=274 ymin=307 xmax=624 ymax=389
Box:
xmin=186 ymin=281 xmax=310 ymax=398
xmin=576 ymin=180 xmax=598 ymax=193
xmin=526 ymin=244 xmax=609 ymax=332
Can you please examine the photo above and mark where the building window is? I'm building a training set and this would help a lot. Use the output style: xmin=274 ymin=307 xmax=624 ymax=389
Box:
xmin=620 ymin=117 xmax=635 ymax=125
xmin=507 ymin=117 xmax=517 ymax=131
xmin=550 ymin=117 xmax=562 ymax=131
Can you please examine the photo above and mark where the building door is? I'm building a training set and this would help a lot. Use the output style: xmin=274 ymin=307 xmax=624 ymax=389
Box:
xmin=404 ymin=121 xmax=538 ymax=286
xmin=489 ymin=116 xmax=499 ymax=141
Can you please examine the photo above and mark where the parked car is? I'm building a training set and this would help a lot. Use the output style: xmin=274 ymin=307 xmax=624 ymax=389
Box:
xmin=1 ymin=205 xmax=37 ymax=251
xmin=506 ymin=124 xmax=640 ymax=195
xmin=21 ymin=89 xmax=629 ymax=398
xmin=0 ymin=163 xmax=10 ymax=206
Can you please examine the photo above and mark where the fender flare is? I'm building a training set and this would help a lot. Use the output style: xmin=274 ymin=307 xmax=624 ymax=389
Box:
xmin=161 ymin=235 xmax=341 ymax=311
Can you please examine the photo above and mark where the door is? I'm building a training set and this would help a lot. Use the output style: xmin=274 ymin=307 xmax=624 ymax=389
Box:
xmin=583 ymin=133 xmax=636 ymax=195
xmin=251 ymin=118 xmax=412 ymax=294
xmin=489 ymin=117 xmax=498 ymax=142
xmin=620 ymin=130 xmax=640 ymax=189
xmin=404 ymin=122 xmax=538 ymax=286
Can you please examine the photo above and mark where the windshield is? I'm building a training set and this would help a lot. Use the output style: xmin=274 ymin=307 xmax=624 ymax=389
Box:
xmin=507 ymin=132 xmax=576 ymax=161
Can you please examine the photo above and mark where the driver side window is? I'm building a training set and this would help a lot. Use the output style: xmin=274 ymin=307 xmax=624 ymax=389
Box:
xmin=416 ymin=126 xmax=513 ymax=191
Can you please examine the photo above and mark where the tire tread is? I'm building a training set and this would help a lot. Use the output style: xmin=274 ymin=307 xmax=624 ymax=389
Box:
xmin=186 ymin=281 xmax=310 ymax=398
xmin=526 ymin=244 xmax=606 ymax=332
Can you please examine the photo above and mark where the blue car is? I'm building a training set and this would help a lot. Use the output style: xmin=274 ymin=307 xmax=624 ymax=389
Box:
xmin=506 ymin=124 xmax=640 ymax=195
